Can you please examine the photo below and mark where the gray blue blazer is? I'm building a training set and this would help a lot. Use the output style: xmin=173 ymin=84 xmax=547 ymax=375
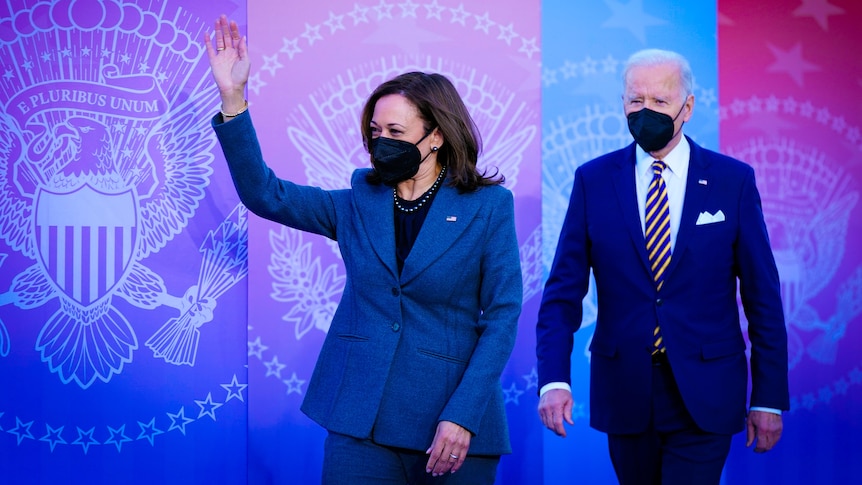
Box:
xmin=213 ymin=112 xmax=523 ymax=455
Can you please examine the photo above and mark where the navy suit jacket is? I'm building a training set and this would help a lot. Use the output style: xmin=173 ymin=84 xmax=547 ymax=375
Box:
xmin=214 ymin=112 xmax=522 ymax=454
xmin=537 ymin=137 xmax=789 ymax=435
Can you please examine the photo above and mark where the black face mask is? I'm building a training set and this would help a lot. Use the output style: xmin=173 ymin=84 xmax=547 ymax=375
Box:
xmin=627 ymin=104 xmax=685 ymax=153
xmin=370 ymin=130 xmax=434 ymax=186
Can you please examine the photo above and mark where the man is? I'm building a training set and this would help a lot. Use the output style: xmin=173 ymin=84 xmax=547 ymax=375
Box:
xmin=536 ymin=49 xmax=789 ymax=484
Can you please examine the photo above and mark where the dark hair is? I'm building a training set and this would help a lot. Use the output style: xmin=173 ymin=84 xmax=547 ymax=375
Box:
xmin=361 ymin=71 xmax=503 ymax=191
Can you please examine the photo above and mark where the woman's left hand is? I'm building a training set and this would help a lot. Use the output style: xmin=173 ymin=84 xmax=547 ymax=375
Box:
xmin=425 ymin=420 xmax=471 ymax=477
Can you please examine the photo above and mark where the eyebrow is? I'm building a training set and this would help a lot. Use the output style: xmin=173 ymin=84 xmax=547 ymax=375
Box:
xmin=370 ymin=120 xmax=408 ymax=129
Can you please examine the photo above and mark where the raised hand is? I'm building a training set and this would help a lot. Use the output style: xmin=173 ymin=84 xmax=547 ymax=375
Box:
xmin=203 ymin=15 xmax=249 ymax=115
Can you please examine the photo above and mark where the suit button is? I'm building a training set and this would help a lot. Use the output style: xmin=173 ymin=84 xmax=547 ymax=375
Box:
xmin=656 ymin=298 xmax=663 ymax=306
xmin=391 ymin=287 xmax=400 ymax=296
xmin=392 ymin=322 xmax=401 ymax=332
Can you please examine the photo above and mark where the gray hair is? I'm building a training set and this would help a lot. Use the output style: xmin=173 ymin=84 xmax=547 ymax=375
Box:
xmin=622 ymin=49 xmax=694 ymax=99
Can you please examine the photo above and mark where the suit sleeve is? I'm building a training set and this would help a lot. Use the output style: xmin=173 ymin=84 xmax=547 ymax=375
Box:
xmin=438 ymin=189 xmax=522 ymax=433
xmin=735 ymin=167 xmax=790 ymax=411
xmin=536 ymin=168 xmax=592 ymax=389
xmin=212 ymin=111 xmax=339 ymax=239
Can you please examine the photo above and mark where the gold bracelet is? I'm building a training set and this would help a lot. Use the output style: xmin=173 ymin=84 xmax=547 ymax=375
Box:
xmin=221 ymin=100 xmax=248 ymax=118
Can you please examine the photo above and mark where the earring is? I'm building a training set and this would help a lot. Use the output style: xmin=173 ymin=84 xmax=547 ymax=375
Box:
xmin=431 ymin=146 xmax=438 ymax=152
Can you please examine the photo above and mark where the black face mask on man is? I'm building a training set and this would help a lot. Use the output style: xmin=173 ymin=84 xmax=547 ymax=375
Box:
xmin=626 ymin=103 xmax=686 ymax=153
xmin=370 ymin=130 xmax=435 ymax=186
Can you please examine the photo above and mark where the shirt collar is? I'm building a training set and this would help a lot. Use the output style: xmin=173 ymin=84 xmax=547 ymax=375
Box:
xmin=636 ymin=135 xmax=691 ymax=179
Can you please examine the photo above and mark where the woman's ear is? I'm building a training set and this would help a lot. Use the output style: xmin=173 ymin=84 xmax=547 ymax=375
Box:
xmin=432 ymin=128 xmax=444 ymax=150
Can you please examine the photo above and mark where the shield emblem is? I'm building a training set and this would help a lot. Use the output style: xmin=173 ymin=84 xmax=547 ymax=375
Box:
xmin=34 ymin=184 xmax=139 ymax=308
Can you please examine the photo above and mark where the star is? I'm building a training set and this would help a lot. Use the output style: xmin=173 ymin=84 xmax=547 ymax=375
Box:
xmin=8 ymin=417 xmax=34 ymax=445
xmin=72 ymin=426 xmax=99 ymax=454
xmin=522 ymin=368 xmax=539 ymax=389
xmin=834 ymin=377 xmax=849 ymax=395
xmin=349 ymin=3 xmax=370 ymax=25
xmin=374 ymin=0 xmax=394 ymax=20
xmin=260 ymin=54 xmax=283 ymax=77
xmin=582 ymin=56 xmax=598 ymax=75
xmin=601 ymin=0 xmax=667 ymax=44
xmin=323 ymin=11 xmax=346 ymax=34
xmin=155 ymin=71 xmax=168 ymax=82
xmin=425 ymin=0 xmax=446 ymax=20
xmin=560 ymin=60 xmax=579 ymax=79
xmin=41 ymin=51 xmax=52 ymax=62
xmin=248 ymin=336 xmax=269 ymax=359
xmin=221 ymin=374 xmax=248 ymax=403
xmin=3 ymin=70 xmax=12 ymax=79
xmin=280 ymin=38 xmax=301 ymax=60
xmin=519 ymin=37 xmax=539 ymax=59
xmin=81 ymin=47 xmax=91 ymax=56
xmin=782 ymin=96 xmax=799 ymax=114
xmin=39 ymin=424 xmax=67 ymax=452
xmin=104 ymin=424 xmax=133 ymax=452
xmin=136 ymin=417 xmax=164 ymax=446
xmin=473 ymin=11 xmax=494 ymax=34
xmin=766 ymin=42 xmax=820 ymax=87
xmin=497 ymin=23 xmax=517 ymax=45
xmin=398 ymin=0 xmax=420 ymax=18
xmin=196 ymin=392 xmax=224 ymax=420
xmin=22 ymin=59 xmax=33 ymax=70
xmin=542 ymin=68 xmax=559 ymax=87
xmin=137 ymin=62 xmax=149 ymax=73
xmin=449 ymin=3 xmax=470 ymax=25
xmin=61 ymin=48 xmax=72 ymax=57
xmin=699 ymin=88 xmax=717 ymax=108
xmin=248 ymin=72 xmax=267 ymax=96
xmin=601 ymin=54 xmax=619 ymax=74
xmin=119 ymin=53 xmax=131 ymax=64
xmin=300 ymin=23 xmax=323 ymax=46
xmin=503 ymin=382 xmax=524 ymax=405
xmin=572 ymin=402 xmax=587 ymax=420
xmin=167 ymin=407 xmax=195 ymax=435
xmin=284 ymin=372 xmax=306 ymax=395
xmin=793 ymin=0 xmax=844 ymax=31
xmin=264 ymin=355 xmax=287 ymax=378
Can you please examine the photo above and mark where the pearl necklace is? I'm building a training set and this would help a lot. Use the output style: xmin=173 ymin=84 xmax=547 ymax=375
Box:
xmin=394 ymin=165 xmax=447 ymax=213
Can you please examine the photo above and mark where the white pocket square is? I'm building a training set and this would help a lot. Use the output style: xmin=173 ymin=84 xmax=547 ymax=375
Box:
xmin=696 ymin=210 xmax=725 ymax=225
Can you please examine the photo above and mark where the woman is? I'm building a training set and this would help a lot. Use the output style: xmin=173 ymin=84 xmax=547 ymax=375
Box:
xmin=205 ymin=15 xmax=522 ymax=484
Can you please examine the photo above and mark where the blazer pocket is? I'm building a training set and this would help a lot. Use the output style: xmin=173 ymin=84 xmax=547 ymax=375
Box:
xmin=701 ymin=338 xmax=746 ymax=360
xmin=336 ymin=333 xmax=369 ymax=342
xmin=418 ymin=348 xmax=468 ymax=365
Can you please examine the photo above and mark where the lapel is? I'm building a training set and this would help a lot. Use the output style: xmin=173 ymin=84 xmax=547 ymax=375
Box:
xmin=353 ymin=173 xmax=399 ymax=278
xmin=612 ymin=143 xmax=653 ymax=277
xmin=665 ymin=136 xmax=711 ymax=280
xmin=400 ymin=183 xmax=478 ymax=285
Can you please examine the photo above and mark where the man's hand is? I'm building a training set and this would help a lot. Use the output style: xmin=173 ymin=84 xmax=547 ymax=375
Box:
xmin=746 ymin=410 xmax=783 ymax=453
xmin=538 ymin=388 xmax=574 ymax=437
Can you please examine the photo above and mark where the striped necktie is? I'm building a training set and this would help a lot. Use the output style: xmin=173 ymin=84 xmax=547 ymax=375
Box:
xmin=645 ymin=160 xmax=671 ymax=354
